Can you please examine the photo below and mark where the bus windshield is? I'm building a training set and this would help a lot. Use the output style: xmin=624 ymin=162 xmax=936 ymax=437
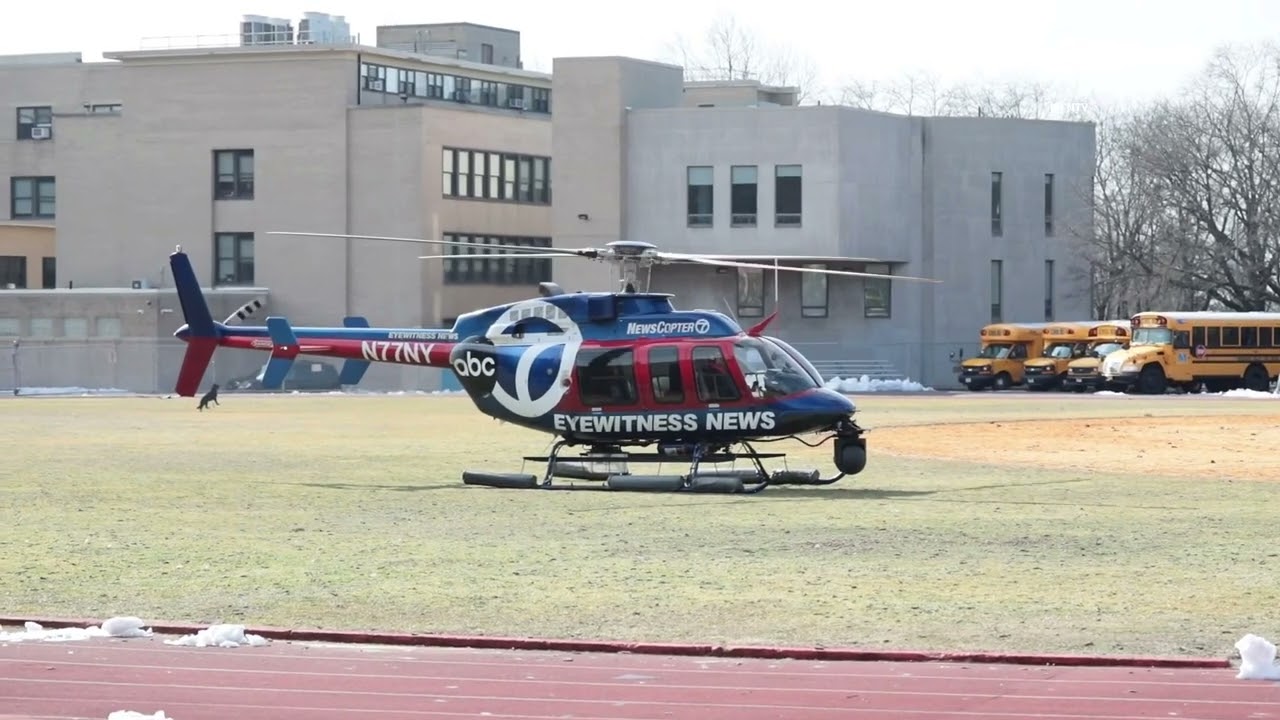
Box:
xmin=1090 ymin=342 xmax=1124 ymax=357
xmin=1042 ymin=342 xmax=1076 ymax=359
xmin=733 ymin=337 xmax=820 ymax=397
xmin=977 ymin=343 xmax=1014 ymax=359
xmin=1132 ymin=328 xmax=1173 ymax=346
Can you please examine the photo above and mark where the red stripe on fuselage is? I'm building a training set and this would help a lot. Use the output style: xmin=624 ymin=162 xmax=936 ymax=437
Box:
xmin=219 ymin=334 xmax=455 ymax=368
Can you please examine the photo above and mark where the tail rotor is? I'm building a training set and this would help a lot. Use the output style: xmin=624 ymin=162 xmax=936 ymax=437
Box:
xmin=169 ymin=247 xmax=223 ymax=397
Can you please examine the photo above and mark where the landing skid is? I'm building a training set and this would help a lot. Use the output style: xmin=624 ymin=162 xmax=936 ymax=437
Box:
xmin=461 ymin=439 xmax=847 ymax=494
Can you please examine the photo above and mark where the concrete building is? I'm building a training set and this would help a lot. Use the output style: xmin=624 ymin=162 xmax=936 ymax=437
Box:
xmin=0 ymin=23 xmax=1095 ymax=393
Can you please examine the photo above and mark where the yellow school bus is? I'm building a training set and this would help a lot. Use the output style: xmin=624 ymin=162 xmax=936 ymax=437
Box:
xmin=1021 ymin=322 xmax=1097 ymax=391
xmin=1062 ymin=321 xmax=1131 ymax=392
xmin=1100 ymin=311 xmax=1280 ymax=394
xmin=958 ymin=322 xmax=1052 ymax=391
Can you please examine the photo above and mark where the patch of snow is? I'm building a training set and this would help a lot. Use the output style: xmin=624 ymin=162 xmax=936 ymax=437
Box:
xmin=1093 ymin=391 xmax=1129 ymax=397
xmin=1219 ymin=389 xmax=1278 ymax=399
xmin=1235 ymin=634 xmax=1280 ymax=680
xmin=824 ymin=375 xmax=933 ymax=393
xmin=108 ymin=712 xmax=172 ymax=720
xmin=163 ymin=623 xmax=269 ymax=648
xmin=0 ymin=617 xmax=153 ymax=643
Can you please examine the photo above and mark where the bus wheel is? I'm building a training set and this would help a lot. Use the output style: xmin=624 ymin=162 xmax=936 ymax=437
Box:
xmin=993 ymin=372 xmax=1012 ymax=391
xmin=1137 ymin=364 xmax=1167 ymax=395
xmin=1242 ymin=363 xmax=1270 ymax=392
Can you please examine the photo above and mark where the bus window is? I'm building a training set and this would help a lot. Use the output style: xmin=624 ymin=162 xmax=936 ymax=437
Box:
xmin=1223 ymin=326 xmax=1240 ymax=346
xmin=1193 ymin=326 xmax=1206 ymax=348
xmin=1208 ymin=327 xmax=1220 ymax=347
xmin=1173 ymin=331 xmax=1190 ymax=349
xmin=1243 ymin=327 xmax=1258 ymax=348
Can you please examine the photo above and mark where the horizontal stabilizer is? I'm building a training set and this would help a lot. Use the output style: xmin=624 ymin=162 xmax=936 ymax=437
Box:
xmin=261 ymin=316 xmax=300 ymax=390
xmin=339 ymin=316 xmax=372 ymax=385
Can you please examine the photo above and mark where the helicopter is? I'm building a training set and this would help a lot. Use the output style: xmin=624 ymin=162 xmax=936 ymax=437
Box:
xmin=167 ymin=232 xmax=941 ymax=494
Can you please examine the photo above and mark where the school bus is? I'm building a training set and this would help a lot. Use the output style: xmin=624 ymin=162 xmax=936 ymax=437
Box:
xmin=1021 ymin=322 xmax=1098 ymax=391
xmin=1062 ymin=321 xmax=1131 ymax=392
xmin=1099 ymin=311 xmax=1280 ymax=394
xmin=958 ymin=322 xmax=1052 ymax=391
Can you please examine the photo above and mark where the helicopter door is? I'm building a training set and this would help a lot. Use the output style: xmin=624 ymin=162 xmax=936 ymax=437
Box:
xmin=644 ymin=345 xmax=687 ymax=405
xmin=691 ymin=344 xmax=744 ymax=407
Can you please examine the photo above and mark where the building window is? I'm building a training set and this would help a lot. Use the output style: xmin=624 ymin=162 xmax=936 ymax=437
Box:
xmin=89 ymin=103 xmax=122 ymax=114
xmin=737 ymin=267 xmax=764 ymax=318
xmin=96 ymin=317 xmax=122 ymax=338
xmin=647 ymin=345 xmax=685 ymax=403
xmin=11 ymin=176 xmax=55 ymax=218
xmin=731 ymin=165 xmax=758 ymax=226
xmin=442 ymin=147 xmax=550 ymax=204
xmin=1044 ymin=259 xmax=1055 ymax=321
xmin=42 ymin=256 xmax=55 ymax=289
xmin=864 ymin=263 xmax=892 ymax=318
xmin=359 ymin=61 xmax=551 ymax=113
xmin=443 ymin=234 xmax=553 ymax=284
xmin=16 ymin=106 xmax=52 ymax=140
xmin=63 ymin=318 xmax=88 ymax=338
xmin=686 ymin=166 xmax=716 ymax=225
xmin=801 ymin=264 xmax=828 ymax=318
xmin=686 ymin=166 xmax=713 ymax=227
xmin=214 ymin=149 xmax=254 ymax=200
xmin=29 ymin=318 xmax=54 ymax=337
xmin=1044 ymin=173 xmax=1055 ymax=236
xmin=991 ymin=171 xmax=1003 ymax=237
xmin=991 ymin=259 xmax=1003 ymax=323
xmin=0 ymin=256 xmax=27 ymax=288
xmin=215 ymin=232 xmax=255 ymax=286
xmin=692 ymin=345 xmax=740 ymax=402
xmin=575 ymin=348 xmax=638 ymax=407
xmin=775 ymin=164 xmax=802 ymax=226
xmin=0 ymin=319 xmax=19 ymax=335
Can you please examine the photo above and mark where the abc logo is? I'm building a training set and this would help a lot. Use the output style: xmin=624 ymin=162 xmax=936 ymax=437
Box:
xmin=453 ymin=352 xmax=495 ymax=378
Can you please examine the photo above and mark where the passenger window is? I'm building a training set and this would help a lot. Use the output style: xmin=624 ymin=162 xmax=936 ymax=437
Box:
xmin=1009 ymin=343 xmax=1028 ymax=359
xmin=1242 ymin=327 xmax=1258 ymax=348
xmin=575 ymin=348 xmax=637 ymax=406
xmin=1208 ymin=327 xmax=1221 ymax=348
xmin=1222 ymin=326 xmax=1240 ymax=346
xmin=1173 ymin=331 xmax=1190 ymax=349
xmin=647 ymin=345 xmax=684 ymax=404
xmin=1192 ymin=326 xmax=1206 ymax=348
xmin=1262 ymin=327 xmax=1274 ymax=348
xmin=692 ymin=346 xmax=741 ymax=402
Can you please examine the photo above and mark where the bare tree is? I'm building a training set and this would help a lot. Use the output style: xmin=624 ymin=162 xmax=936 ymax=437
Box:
xmin=834 ymin=70 xmax=1073 ymax=119
xmin=667 ymin=13 xmax=821 ymax=103
xmin=1135 ymin=42 xmax=1280 ymax=311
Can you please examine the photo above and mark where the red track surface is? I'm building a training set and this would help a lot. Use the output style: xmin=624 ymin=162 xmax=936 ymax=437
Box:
xmin=1 ymin=635 xmax=1277 ymax=720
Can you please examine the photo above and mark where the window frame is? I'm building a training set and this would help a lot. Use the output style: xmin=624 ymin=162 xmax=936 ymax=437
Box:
xmin=730 ymin=164 xmax=758 ymax=227
xmin=214 ymin=149 xmax=255 ymax=200
xmin=574 ymin=347 xmax=639 ymax=408
xmin=863 ymin=263 xmax=892 ymax=319
xmin=774 ymin=164 xmax=802 ymax=227
xmin=441 ymin=147 xmax=551 ymax=205
xmin=10 ymin=176 xmax=55 ymax=219
xmin=686 ymin=165 xmax=714 ymax=227
xmin=736 ymin=267 xmax=765 ymax=318
xmin=16 ymin=106 xmax=52 ymax=140
xmin=214 ymin=232 xmax=256 ymax=286
xmin=800 ymin=263 xmax=828 ymax=318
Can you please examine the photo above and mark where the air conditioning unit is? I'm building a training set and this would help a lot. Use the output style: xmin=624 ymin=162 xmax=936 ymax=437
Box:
xmin=30 ymin=126 xmax=51 ymax=140
xmin=130 ymin=278 xmax=151 ymax=289
xmin=453 ymin=89 xmax=471 ymax=102
xmin=507 ymin=98 xmax=527 ymax=109
xmin=368 ymin=78 xmax=384 ymax=91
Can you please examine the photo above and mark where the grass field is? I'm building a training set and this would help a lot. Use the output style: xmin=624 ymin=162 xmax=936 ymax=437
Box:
xmin=3 ymin=391 xmax=1279 ymax=658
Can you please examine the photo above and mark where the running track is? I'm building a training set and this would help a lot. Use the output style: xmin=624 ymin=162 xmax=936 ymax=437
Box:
xmin=1 ymin=635 xmax=1278 ymax=720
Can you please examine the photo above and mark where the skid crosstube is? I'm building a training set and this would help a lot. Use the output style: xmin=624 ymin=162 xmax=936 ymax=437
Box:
xmin=461 ymin=441 xmax=847 ymax=494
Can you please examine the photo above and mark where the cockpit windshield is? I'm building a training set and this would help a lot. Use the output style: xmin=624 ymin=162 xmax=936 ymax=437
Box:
xmin=1132 ymin=328 xmax=1172 ymax=346
xmin=734 ymin=337 xmax=821 ymax=398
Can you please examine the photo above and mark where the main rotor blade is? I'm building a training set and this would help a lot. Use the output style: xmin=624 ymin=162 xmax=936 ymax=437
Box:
xmin=267 ymin=231 xmax=597 ymax=257
xmin=667 ymin=254 xmax=942 ymax=283
xmin=417 ymin=253 xmax=582 ymax=260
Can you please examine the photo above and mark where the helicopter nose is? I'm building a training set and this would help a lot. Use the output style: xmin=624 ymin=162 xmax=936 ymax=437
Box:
xmin=815 ymin=386 xmax=857 ymax=415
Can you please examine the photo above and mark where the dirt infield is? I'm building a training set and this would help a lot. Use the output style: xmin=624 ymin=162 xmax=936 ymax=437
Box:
xmin=874 ymin=413 xmax=1280 ymax=481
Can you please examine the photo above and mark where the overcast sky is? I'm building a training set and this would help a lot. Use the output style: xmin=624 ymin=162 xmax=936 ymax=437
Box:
xmin=5 ymin=0 xmax=1278 ymax=104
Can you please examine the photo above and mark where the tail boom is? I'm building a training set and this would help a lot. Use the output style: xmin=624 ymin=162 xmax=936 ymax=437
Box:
xmin=217 ymin=327 xmax=457 ymax=369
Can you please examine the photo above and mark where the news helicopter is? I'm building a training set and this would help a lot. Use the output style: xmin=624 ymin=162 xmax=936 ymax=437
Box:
xmin=168 ymin=231 xmax=941 ymax=494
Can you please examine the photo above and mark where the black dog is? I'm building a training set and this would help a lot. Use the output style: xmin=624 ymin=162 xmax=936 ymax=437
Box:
xmin=197 ymin=383 xmax=220 ymax=411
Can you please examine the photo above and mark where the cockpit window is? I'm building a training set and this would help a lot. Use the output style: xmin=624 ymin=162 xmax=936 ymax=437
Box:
xmin=733 ymin=337 xmax=820 ymax=398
